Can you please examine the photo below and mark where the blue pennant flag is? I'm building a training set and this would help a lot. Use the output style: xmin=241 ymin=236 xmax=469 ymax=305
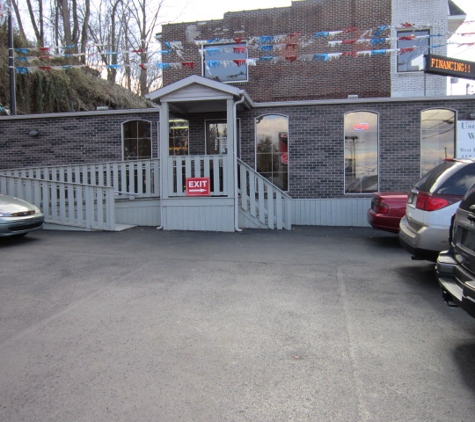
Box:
xmin=258 ymin=36 xmax=274 ymax=44
xmin=206 ymin=60 xmax=221 ymax=68
xmin=314 ymin=54 xmax=329 ymax=62
xmin=259 ymin=45 xmax=274 ymax=52
xmin=15 ymin=67 xmax=29 ymax=74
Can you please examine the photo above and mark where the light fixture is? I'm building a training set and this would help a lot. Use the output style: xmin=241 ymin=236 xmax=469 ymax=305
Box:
xmin=469 ymin=112 xmax=475 ymax=120
xmin=28 ymin=130 xmax=39 ymax=137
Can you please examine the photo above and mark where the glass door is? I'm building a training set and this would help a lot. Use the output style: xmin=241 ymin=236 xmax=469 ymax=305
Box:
xmin=206 ymin=121 xmax=228 ymax=155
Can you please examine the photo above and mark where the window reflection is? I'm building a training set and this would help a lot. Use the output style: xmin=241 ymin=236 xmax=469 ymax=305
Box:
xmin=397 ymin=29 xmax=430 ymax=72
xmin=421 ymin=109 xmax=455 ymax=175
xmin=256 ymin=114 xmax=289 ymax=191
xmin=123 ymin=120 xmax=152 ymax=160
xmin=169 ymin=119 xmax=189 ymax=156
xmin=344 ymin=112 xmax=378 ymax=193
xmin=207 ymin=122 xmax=228 ymax=155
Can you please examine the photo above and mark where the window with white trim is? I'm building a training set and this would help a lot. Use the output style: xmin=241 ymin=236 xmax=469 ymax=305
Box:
xmin=344 ymin=112 xmax=378 ymax=194
xmin=421 ymin=109 xmax=455 ymax=175
xmin=202 ymin=42 xmax=248 ymax=83
xmin=256 ymin=114 xmax=289 ymax=191
xmin=397 ymin=29 xmax=430 ymax=72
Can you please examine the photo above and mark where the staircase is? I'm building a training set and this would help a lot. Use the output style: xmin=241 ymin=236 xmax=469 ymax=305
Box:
xmin=237 ymin=160 xmax=292 ymax=230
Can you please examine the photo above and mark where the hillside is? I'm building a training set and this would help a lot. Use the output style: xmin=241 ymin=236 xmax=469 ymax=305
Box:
xmin=0 ymin=26 xmax=151 ymax=115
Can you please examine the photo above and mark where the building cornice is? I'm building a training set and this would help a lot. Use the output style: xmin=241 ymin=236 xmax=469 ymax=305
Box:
xmin=0 ymin=108 xmax=158 ymax=121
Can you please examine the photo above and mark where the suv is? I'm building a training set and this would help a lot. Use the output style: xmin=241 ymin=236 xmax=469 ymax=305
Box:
xmin=399 ymin=159 xmax=475 ymax=261
xmin=437 ymin=183 xmax=475 ymax=319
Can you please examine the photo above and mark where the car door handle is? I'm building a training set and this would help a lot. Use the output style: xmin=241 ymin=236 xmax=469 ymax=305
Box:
xmin=468 ymin=213 xmax=475 ymax=223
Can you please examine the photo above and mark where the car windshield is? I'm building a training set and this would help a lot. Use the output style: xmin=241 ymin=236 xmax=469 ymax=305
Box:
xmin=415 ymin=161 xmax=475 ymax=196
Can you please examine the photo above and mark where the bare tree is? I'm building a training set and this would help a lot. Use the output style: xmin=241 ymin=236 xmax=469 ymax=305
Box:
xmin=123 ymin=0 xmax=164 ymax=96
xmin=11 ymin=0 xmax=28 ymax=41
xmin=87 ymin=0 xmax=126 ymax=83
xmin=56 ymin=0 xmax=90 ymax=61
xmin=11 ymin=0 xmax=168 ymax=94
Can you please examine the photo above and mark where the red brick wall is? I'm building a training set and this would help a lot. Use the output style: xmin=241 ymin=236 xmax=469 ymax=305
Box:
xmin=162 ymin=0 xmax=392 ymax=102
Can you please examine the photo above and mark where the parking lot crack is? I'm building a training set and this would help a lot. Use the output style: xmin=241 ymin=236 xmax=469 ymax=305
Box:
xmin=336 ymin=265 xmax=369 ymax=422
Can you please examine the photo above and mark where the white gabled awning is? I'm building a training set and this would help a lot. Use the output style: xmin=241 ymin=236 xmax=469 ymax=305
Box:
xmin=145 ymin=75 xmax=253 ymax=113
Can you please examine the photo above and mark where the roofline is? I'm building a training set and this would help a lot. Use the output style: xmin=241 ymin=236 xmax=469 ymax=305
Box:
xmin=0 ymin=108 xmax=158 ymax=121
xmin=0 ymin=94 xmax=472 ymax=122
xmin=253 ymin=94 xmax=475 ymax=108
xmin=146 ymin=75 xmax=246 ymax=101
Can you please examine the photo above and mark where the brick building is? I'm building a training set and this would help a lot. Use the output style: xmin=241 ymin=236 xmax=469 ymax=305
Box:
xmin=0 ymin=0 xmax=473 ymax=230
xmin=160 ymin=0 xmax=462 ymax=100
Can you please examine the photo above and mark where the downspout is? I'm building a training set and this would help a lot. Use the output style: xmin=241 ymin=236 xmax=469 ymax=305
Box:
xmin=150 ymin=102 xmax=164 ymax=230
xmin=233 ymin=94 xmax=246 ymax=232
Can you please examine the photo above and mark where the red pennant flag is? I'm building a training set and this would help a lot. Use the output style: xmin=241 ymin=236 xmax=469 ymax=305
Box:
xmin=233 ymin=47 xmax=246 ymax=54
xmin=285 ymin=56 xmax=297 ymax=62
xmin=233 ymin=38 xmax=243 ymax=44
xmin=342 ymin=39 xmax=357 ymax=44
xmin=233 ymin=59 xmax=246 ymax=66
xmin=39 ymin=47 xmax=50 ymax=52
xmin=139 ymin=63 xmax=146 ymax=70
xmin=39 ymin=66 xmax=53 ymax=70
xmin=182 ymin=61 xmax=194 ymax=69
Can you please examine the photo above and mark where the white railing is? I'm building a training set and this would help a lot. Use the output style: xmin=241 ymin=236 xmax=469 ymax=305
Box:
xmin=238 ymin=160 xmax=292 ymax=230
xmin=0 ymin=176 xmax=116 ymax=230
xmin=0 ymin=159 xmax=160 ymax=198
xmin=168 ymin=155 xmax=228 ymax=196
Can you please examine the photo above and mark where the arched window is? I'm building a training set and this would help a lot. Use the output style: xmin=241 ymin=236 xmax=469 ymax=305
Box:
xmin=344 ymin=111 xmax=378 ymax=194
xmin=122 ymin=120 xmax=152 ymax=160
xmin=421 ymin=109 xmax=455 ymax=175
xmin=256 ymin=114 xmax=289 ymax=191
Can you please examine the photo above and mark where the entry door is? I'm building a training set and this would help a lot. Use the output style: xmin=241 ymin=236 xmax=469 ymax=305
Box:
xmin=205 ymin=120 xmax=241 ymax=157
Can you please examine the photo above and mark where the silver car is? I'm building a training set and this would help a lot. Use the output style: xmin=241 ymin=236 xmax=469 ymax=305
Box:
xmin=399 ymin=159 xmax=475 ymax=261
xmin=0 ymin=194 xmax=45 ymax=237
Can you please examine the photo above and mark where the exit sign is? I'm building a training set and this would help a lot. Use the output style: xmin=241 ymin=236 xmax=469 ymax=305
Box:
xmin=186 ymin=177 xmax=211 ymax=196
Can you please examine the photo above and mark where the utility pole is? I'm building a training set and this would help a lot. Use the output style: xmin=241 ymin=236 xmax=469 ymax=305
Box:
xmin=8 ymin=0 xmax=16 ymax=115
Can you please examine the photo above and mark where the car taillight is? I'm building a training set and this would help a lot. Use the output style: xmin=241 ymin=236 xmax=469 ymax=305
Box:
xmin=415 ymin=192 xmax=461 ymax=211
xmin=373 ymin=201 xmax=389 ymax=214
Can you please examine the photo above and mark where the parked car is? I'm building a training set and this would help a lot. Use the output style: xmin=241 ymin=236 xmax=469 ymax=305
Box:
xmin=0 ymin=194 xmax=45 ymax=237
xmin=437 ymin=183 xmax=475 ymax=319
xmin=367 ymin=192 xmax=408 ymax=234
xmin=399 ymin=159 xmax=475 ymax=261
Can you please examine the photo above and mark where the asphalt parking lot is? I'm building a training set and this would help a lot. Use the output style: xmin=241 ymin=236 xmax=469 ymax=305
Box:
xmin=1 ymin=226 xmax=475 ymax=422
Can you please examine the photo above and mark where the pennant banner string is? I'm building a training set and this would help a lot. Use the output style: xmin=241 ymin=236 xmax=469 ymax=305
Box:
xmin=11 ymin=20 xmax=474 ymax=74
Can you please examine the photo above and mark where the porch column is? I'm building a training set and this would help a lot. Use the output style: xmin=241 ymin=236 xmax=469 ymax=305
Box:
xmin=226 ymin=98 xmax=235 ymax=197
xmin=159 ymin=101 xmax=170 ymax=200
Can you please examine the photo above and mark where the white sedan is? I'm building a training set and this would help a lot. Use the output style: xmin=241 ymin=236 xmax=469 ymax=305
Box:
xmin=0 ymin=194 xmax=45 ymax=237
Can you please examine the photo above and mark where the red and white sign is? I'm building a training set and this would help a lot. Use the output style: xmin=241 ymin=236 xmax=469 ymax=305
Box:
xmin=186 ymin=177 xmax=210 ymax=196
xmin=353 ymin=122 xmax=370 ymax=131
